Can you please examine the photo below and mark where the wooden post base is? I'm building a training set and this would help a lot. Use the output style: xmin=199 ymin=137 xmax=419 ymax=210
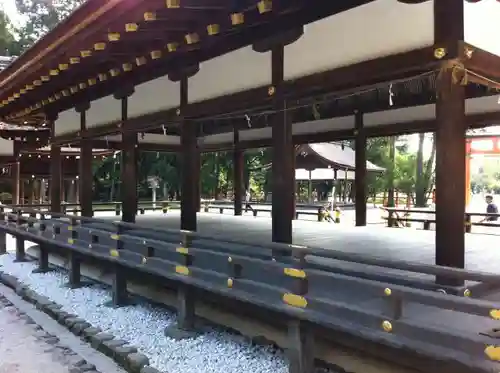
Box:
xmin=287 ymin=320 xmax=315 ymax=373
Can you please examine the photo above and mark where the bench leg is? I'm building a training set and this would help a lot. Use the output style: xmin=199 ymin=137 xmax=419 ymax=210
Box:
xmin=67 ymin=251 xmax=81 ymax=288
xmin=14 ymin=237 xmax=27 ymax=262
xmin=164 ymin=284 xmax=198 ymax=340
xmin=32 ymin=244 xmax=53 ymax=274
xmin=287 ymin=320 xmax=315 ymax=373
xmin=111 ymin=265 xmax=128 ymax=307
xmin=0 ymin=231 xmax=6 ymax=255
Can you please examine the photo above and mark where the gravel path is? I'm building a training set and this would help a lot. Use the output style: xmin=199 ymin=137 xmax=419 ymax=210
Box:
xmin=0 ymin=303 xmax=73 ymax=373
xmin=0 ymin=253 xmax=290 ymax=373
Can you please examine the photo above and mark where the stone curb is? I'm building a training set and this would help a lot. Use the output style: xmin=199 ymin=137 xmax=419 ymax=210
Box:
xmin=0 ymin=270 xmax=163 ymax=373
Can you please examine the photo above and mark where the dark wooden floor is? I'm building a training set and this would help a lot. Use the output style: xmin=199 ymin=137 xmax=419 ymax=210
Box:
xmin=104 ymin=210 xmax=500 ymax=274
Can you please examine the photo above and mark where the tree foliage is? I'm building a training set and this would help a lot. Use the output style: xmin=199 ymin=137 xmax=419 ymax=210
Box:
xmin=14 ymin=0 xmax=84 ymax=51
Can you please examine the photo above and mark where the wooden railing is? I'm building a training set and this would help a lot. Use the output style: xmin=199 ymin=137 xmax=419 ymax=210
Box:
xmin=0 ymin=205 xmax=499 ymax=373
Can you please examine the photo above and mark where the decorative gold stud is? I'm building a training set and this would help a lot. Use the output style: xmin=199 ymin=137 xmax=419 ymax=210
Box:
xmin=231 ymin=13 xmax=244 ymax=25
xmin=463 ymin=289 xmax=471 ymax=297
xmin=166 ymin=0 xmax=180 ymax=8
xmin=268 ymin=86 xmax=275 ymax=96
xmin=150 ymin=50 xmax=162 ymax=60
xmin=19 ymin=88 xmax=26 ymax=94
xmin=110 ymin=68 xmax=120 ymax=76
xmin=207 ymin=24 xmax=220 ymax=36
xmin=167 ymin=42 xmax=178 ymax=52
xmin=228 ymin=256 xmax=232 ymax=263
xmin=485 ymin=345 xmax=500 ymax=361
xmin=80 ymin=50 xmax=92 ymax=58
xmin=94 ymin=42 xmax=106 ymax=51
xmin=88 ymin=78 xmax=96 ymax=86
xmin=176 ymin=108 xmax=181 ymax=115
xmin=62 ymin=90 xmax=69 ymax=97
xmin=122 ymin=63 xmax=133 ymax=72
xmin=185 ymin=33 xmax=199 ymax=44
xmin=227 ymin=278 xmax=233 ymax=288
xmin=382 ymin=320 xmax=393 ymax=332
xmin=98 ymin=73 xmax=107 ymax=81
xmin=257 ymin=0 xmax=272 ymax=14
xmin=144 ymin=12 xmax=156 ymax=21
xmin=136 ymin=56 xmax=147 ymax=66
xmin=434 ymin=47 xmax=446 ymax=59
xmin=490 ymin=309 xmax=500 ymax=320
xmin=70 ymin=86 xmax=78 ymax=94
xmin=79 ymin=82 xmax=87 ymax=89
xmin=69 ymin=56 xmax=80 ymax=64
xmin=49 ymin=69 xmax=59 ymax=76
xmin=33 ymin=80 xmax=42 ymax=86
xmin=384 ymin=288 xmax=392 ymax=296
xmin=13 ymin=92 xmax=20 ymax=98
xmin=125 ymin=23 xmax=138 ymax=32
xmin=108 ymin=33 xmax=120 ymax=42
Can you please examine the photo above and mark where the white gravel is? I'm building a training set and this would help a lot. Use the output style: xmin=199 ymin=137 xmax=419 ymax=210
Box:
xmin=0 ymin=236 xmax=288 ymax=373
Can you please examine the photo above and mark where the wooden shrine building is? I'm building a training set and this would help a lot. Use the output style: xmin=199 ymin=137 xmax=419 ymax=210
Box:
xmin=0 ymin=0 xmax=499 ymax=274
xmin=0 ymin=123 xmax=110 ymax=204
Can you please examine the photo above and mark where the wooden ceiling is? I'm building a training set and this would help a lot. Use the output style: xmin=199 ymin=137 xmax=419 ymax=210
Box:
xmin=0 ymin=0 xmax=375 ymax=126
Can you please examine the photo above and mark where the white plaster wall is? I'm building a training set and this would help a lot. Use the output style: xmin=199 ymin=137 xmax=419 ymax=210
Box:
xmin=293 ymin=116 xmax=354 ymax=134
xmin=0 ymin=138 xmax=13 ymax=155
xmin=364 ymin=104 xmax=435 ymax=127
xmin=465 ymin=0 xmax=500 ymax=57
xmin=239 ymin=127 xmax=272 ymax=142
xmin=189 ymin=46 xmax=271 ymax=103
xmin=129 ymin=77 xmax=179 ymax=118
xmin=54 ymin=108 xmax=79 ymax=136
xmin=87 ymin=95 xmax=121 ymax=128
xmin=284 ymin=0 xmax=434 ymax=80
xmin=139 ymin=134 xmax=180 ymax=145
xmin=198 ymin=132 xmax=233 ymax=146
xmin=100 ymin=134 xmax=180 ymax=145
xmin=361 ymin=95 xmax=500 ymax=128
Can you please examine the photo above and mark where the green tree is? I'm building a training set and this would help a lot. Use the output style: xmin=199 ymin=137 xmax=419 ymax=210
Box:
xmin=15 ymin=0 xmax=84 ymax=50
xmin=0 ymin=10 xmax=21 ymax=55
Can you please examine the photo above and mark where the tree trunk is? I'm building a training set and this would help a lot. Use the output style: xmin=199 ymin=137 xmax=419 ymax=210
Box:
xmin=415 ymin=133 xmax=426 ymax=206
xmin=214 ymin=152 xmax=220 ymax=199
xmin=387 ymin=137 xmax=396 ymax=207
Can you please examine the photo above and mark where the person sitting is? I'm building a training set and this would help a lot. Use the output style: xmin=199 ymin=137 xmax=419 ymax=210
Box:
xmin=480 ymin=195 xmax=498 ymax=223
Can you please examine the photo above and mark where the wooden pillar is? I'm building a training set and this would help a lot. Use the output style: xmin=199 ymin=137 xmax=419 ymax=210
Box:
xmin=76 ymin=179 xmax=80 ymax=205
xmin=48 ymin=114 xmax=62 ymax=213
xmin=354 ymin=111 xmax=367 ymax=226
xmin=233 ymin=128 xmax=243 ymax=216
xmin=50 ymin=145 xmax=62 ymax=212
xmin=39 ymin=179 xmax=45 ymax=203
xmin=19 ymin=179 xmax=25 ymax=204
xmin=116 ymin=89 xmax=137 ymax=223
xmin=195 ymin=149 xmax=201 ymax=212
xmin=77 ymin=103 xmax=93 ymax=217
xmin=434 ymin=0 xmax=466 ymax=274
xmin=180 ymin=76 xmax=198 ymax=231
xmin=271 ymin=45 xmax=294 ymax=243
xmin=11 ymin=147 xmax=20 ymax=205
